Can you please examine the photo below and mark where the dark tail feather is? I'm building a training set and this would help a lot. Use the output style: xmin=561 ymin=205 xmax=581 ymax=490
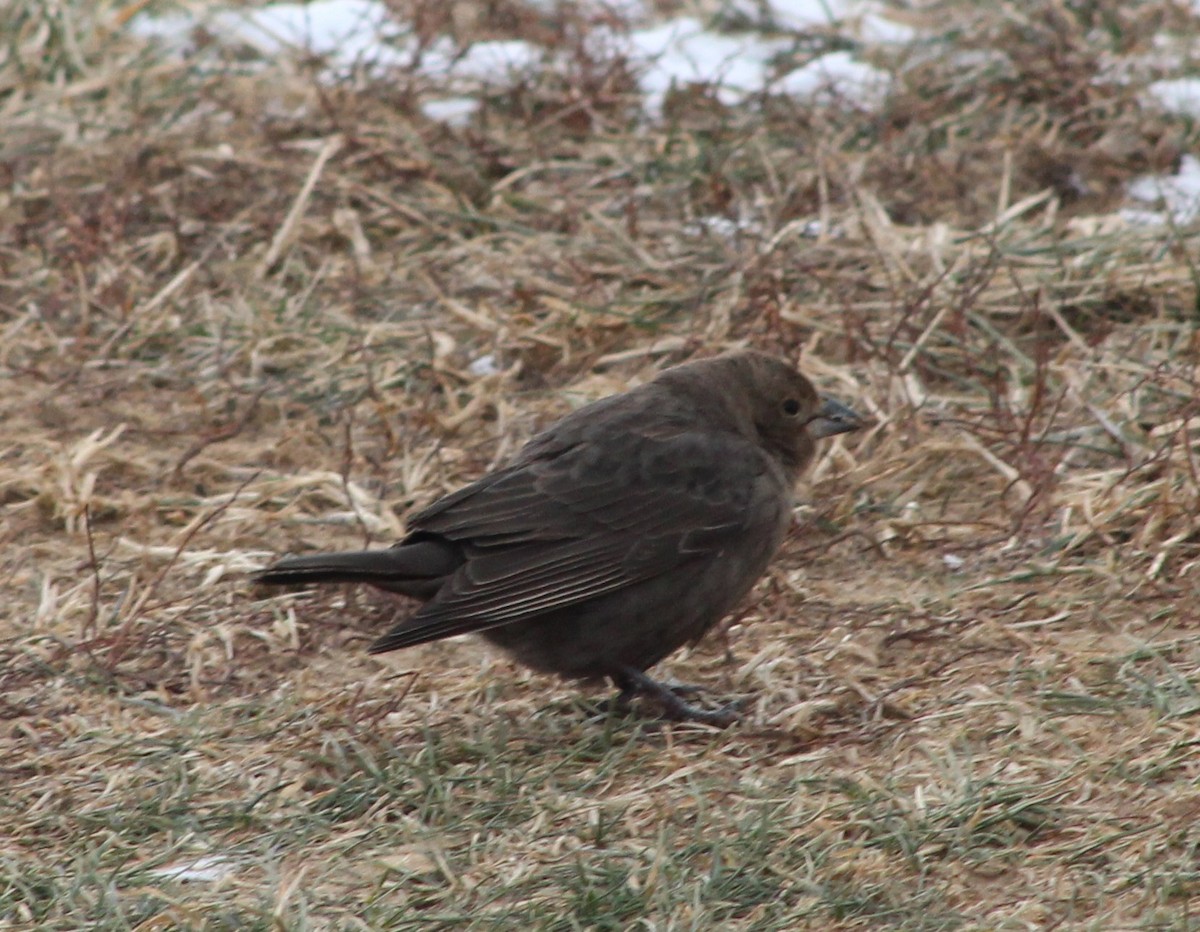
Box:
xmin=256 ymin=540 xmax=459 ymax=600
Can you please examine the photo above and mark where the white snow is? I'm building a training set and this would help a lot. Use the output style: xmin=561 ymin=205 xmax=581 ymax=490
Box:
xmin=440 ymin=40 xmax=543 ymax=81
xmin=130 ymin=0 xmax=900 ymax=114
xmin=772 ymin=50 xmax=890 ymax=105
xmin=1145 ymin=78 xmax=1200 ymax=118
xmin=768 ymin=0 xmax=916 ymax=43
xmin=130 ymin=0 xmax=407 ymax=67
xmin=1122 ymin=155 xmax=1200 ymax=227
xmin=468 ymin=354 xmax=501 ymax=377
xmin=421 ymin=97 xmax=476 ymax=125
xmin=629 ymin=18 xmax=791 ymax=112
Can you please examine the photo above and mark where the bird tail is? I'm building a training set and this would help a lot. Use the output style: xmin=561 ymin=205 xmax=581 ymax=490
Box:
xmin=256 ymin=540 xmax=459 ymax=599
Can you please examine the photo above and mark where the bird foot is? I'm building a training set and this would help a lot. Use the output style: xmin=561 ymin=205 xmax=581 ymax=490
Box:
xmin=658 ymin=681 xmax=709 ymax=698
xmin=610 ymin=666 xmax=745 ymax=727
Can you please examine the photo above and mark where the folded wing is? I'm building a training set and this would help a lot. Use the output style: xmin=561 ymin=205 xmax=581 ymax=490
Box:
xmin=369 ymin=427 xmax=776 ymax=653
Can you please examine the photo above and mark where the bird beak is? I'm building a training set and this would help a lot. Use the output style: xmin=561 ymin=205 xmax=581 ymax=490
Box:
xmin=809 ymin=396 xmax=863 ymax=439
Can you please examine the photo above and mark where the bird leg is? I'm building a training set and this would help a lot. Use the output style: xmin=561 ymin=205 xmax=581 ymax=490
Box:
xmin=658 ymin=681 xmax=708 ymax=698
xmin=611 ymin=666 xmax=743 ymax=727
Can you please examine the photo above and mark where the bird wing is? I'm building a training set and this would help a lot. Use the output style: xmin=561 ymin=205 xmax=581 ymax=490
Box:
xmin=369 ymin=427 xmax=781 ymax=651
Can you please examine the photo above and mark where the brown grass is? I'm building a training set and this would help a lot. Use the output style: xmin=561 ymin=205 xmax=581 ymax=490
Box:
xmin=3 ymin=0 xmax=1200 ymax=927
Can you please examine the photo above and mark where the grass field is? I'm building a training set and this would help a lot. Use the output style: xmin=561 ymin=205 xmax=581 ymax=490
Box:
xmin=4 ymin=0 xmax=1200 ymax=927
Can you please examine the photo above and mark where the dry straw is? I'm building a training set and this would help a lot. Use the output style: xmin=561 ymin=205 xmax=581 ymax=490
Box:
xmin=2 ymin=0 xmax=1199 ymax=927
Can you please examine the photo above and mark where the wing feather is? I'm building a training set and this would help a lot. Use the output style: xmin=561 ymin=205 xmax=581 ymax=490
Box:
xmin=374 ymin=426 xmax=779 ymax=650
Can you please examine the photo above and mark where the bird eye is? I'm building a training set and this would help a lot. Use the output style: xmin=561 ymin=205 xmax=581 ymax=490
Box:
xmin=781 ymin=398 xmax=801 ymax=416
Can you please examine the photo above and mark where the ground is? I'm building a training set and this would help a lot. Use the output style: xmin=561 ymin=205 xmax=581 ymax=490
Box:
xmin=3 ymin=0 xmax=1200 ymax=928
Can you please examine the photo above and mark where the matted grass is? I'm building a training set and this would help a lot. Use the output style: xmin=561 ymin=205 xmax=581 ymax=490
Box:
xmin=3 ymin=0 xmax=1200 ymax=927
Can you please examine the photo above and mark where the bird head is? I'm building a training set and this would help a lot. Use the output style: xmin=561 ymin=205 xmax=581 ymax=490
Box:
xmin=726 ymin=351 xmax=864 ymax=476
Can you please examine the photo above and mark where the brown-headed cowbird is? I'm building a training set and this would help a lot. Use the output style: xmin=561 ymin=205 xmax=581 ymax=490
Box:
xmin=257 ymin=350 xmax=861 ymax=725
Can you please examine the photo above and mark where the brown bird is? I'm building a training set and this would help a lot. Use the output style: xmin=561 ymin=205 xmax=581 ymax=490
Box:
xmin=257 ymin=350 xmax=861 ymax=725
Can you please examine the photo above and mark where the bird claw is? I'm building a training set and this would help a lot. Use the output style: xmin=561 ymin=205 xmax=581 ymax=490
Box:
xmin=661 ymin=681 xmax=709 ymax=698
xmin=608 ymin=666 xmax=745 ymax=727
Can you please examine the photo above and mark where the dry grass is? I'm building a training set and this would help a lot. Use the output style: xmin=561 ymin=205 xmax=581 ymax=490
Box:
xmin=3 ymin=0 xmax=1200 ymax=927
